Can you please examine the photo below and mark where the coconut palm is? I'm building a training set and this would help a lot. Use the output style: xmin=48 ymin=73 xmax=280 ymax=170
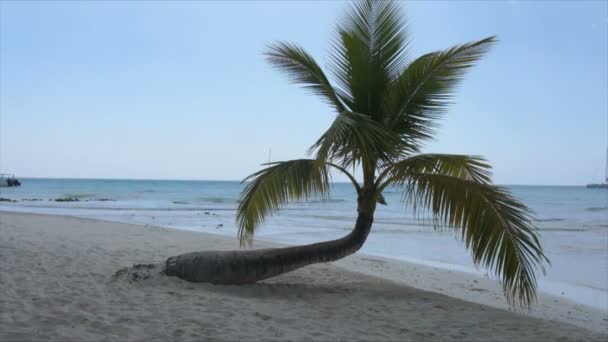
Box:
xmin=164 ymin=0 xmax=547 ymax=309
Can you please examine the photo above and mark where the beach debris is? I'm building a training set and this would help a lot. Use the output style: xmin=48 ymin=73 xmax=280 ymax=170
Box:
xmin=0 ymin=198 xmax=17 ymax=202
xmin=254 ymin=312 xmax=272 ymax=321
xmin=361 ymin=257 xmax=386 ymax=264
xmin=216 ymin=224 xmax=223 ymax=229
xmin=204 ymin=211 xmax=210 ymax=215
xmin=112 ymin=263 xmax=162 ymax=282
xmin=22 ymin=198 xmax=43 ymax=201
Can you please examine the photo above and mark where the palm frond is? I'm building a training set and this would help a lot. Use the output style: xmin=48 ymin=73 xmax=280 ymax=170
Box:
xmin=379 ymin=154 xmax=493 ymax=188
xmin=237 ymin=159 xmax=332 ymax=245
xmin=265 ymin=42 xmax=347 ymax=113
xmin=330 ymin=0 xmax=410 ymax=119
xmin=396 ymin=173 xmax=547 ymax=309
xmin=385 ymin=36 xmax=496 ymax=147
xmin=309 ymin=110 xmax=402 ymax=169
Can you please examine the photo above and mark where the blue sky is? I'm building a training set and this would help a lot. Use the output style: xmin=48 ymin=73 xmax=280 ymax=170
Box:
xmin=1 ymin=0 xmax=606 ymax=185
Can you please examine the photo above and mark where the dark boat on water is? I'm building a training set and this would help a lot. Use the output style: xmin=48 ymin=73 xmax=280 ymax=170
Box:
xmin=0 ymin=174 xmax=21 ymax=187
xmin=586 ymin=145 xmax=608 ymax=189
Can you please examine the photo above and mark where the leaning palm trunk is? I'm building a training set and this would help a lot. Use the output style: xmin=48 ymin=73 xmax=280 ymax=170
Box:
xmin=165 ymin=196 xmax=374 ymax=284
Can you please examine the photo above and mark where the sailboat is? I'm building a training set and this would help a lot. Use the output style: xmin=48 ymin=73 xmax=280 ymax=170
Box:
xmin=586 ymin=145 xmax=608 ymax=188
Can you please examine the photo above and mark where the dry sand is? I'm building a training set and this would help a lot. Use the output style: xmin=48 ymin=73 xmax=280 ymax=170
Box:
xmin=1 ymin=211 xmax=606 ymax=341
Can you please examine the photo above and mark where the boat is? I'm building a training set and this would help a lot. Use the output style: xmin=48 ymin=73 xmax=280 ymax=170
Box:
xmin=586 ymin=145 xmax=608 ymax=189
xmin=0 ymin=174 xmax=21 ymax=187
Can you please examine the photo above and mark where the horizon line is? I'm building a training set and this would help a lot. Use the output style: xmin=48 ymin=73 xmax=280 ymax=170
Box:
xmin=11 ymin=176 xmax=591 ymax=187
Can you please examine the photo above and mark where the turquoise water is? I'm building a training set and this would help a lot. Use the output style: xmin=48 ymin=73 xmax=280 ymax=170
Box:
xmin=1 ymin=178 xmax=607 ymax=309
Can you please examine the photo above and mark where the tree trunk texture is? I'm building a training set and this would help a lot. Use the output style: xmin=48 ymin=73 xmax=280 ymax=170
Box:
xmin=164 ymin=194 xmax=375 ymax=284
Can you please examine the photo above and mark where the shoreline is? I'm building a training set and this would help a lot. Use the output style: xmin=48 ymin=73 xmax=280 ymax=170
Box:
xmin=1 ymin=210 xmax=607 ymax=337
xmin=2 ymin=204 xmax=606 ymax=311
xmin=2 ymin=205 xmax=607 ymax=309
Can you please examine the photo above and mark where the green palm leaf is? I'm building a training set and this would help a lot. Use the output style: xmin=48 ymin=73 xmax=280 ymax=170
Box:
xmin=385 ymin=36 xmax=496 ymax=147
xmin=264 ymin=42 xmax=347 ymax=113
xmin=309 ymin=110 xmax=404 ymax=169
xmin=378 ymin=154 xmax=493 ymax=188
xmin=396 ymin=172 xmax=547 ymax=309
xmin=330 ymin=0 xmax=410 ymax=119
xmin=237 ymin=159 xmax=333 ymax=245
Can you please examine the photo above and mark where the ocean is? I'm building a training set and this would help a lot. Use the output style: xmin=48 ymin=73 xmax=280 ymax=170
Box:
xmin=1 ymin=178 xmax=607 ymax=309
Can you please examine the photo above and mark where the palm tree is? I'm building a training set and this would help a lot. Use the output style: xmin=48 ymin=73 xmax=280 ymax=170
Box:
xmin=164 ymin=0 xmax=548 ymax=309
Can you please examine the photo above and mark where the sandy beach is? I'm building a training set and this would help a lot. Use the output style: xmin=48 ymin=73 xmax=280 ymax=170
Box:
xmin=1 ymin=211 xmax=606 ymax=341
